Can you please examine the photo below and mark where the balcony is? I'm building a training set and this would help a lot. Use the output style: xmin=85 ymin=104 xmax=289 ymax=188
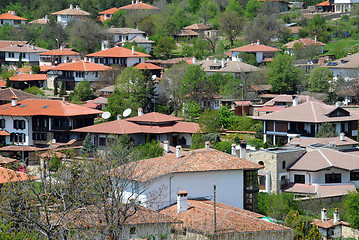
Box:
xmin=56 ymin=75 xmax=74 ymax=82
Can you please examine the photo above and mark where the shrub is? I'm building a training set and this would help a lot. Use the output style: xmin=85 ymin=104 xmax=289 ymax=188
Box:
xmin=213 ymin=141 xmax=232 ymax=154
xmin=49 ymin=155 xmax=61 ymax=172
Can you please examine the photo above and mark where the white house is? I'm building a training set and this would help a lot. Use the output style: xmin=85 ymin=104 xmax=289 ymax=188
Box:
xmin=326 ymin=52 xmax=359 ymax=80
xmin=47 ymin=59 xmax=112 ymax=90
xmin=0 ymin=43 xmax=49 ymax=65
xmin=51 ymin=4 xmax=90 ymax=27
xmin=127 ymin=36 xmax=155 ymax=53
xmin=0 ymin=11 xmax=27 ymax=26
xmin=334 ymin=0 xmax=359 ymax=12
xmin=283 ymin=38 xmax=326 ymax=55
xmin=115 ymin=147 xmax=262 ymax=211
xmin=101 ymin=27 xmax=146 ymax=50
xmin=87 ymin=46 xmax=150 ymax=67
xmin=38 ymin=47 xmax=81 ymax=66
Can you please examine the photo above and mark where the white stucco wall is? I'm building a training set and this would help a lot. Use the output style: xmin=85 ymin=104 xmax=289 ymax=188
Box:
xmin=5 ymin=52 xmax=41 ymax=64
xmin=0 ymin=19 xmax=26 ymax=26
xmin=289 ymin=168 xmax=356 ymax=185
xmin=330 ymin=68 xmax=359 ymax=80
xmin=0 ymin=115 xmax=32 ymax=145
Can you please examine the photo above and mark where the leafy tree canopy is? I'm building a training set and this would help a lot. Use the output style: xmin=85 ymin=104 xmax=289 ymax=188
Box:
xmin=308 ymin=67 xmax=333 ymax=93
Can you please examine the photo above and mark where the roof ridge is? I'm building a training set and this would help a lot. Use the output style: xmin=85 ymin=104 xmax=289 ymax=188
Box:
xmin=170 ymin=151 xmax=193 ymax=173
xmin=311 ymin=101 xmax=318 ymax=122
xmin=318 ymin=149 xmax=333 ymax=167
xmin=82 ymin=60 xmax=87 ymax=71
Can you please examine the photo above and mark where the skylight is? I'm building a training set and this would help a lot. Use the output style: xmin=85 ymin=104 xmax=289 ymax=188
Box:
xmin=42 ymin=105 xmax=49 ymax=109
xmin=19 ymin=104 xmax=27 ymax=108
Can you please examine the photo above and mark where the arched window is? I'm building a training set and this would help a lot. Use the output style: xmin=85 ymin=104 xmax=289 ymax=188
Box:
xmin=282 ymin=161 xmax=286 ymax=169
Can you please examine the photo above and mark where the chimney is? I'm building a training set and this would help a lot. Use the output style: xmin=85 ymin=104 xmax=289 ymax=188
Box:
xmin=163 ymin=140 xmax=169 ymax=152
xmin=29 ymin=71 xmax=33 ymax=74
xmin=132 ymin=45 xmax=135 ymax=55
xmin=221 ymin=59 xmax=225 ymax=68
xmin=104 ymin=15 xmax=107 ymax=20
xmin=11 ymin=97 xmax=18 ymax=107
xmin=231 ymin=144 xmax=237 ymax=156
xmin=205 ymin=141 xmax=210 ymax=148
xmin=132 ymin=0 xmax=134 ymax=3
xmin=315 ymin=35 xmax=317 ymax=44
xmin=10 ymin=43 xmax=13 ymax=46
xmin=136 ymin=0 xmax=139 ymax=4
xmin=76 ymin=5 xmax=79 ymax=9
xmin=146 ymin=36 xmax=149 ymax=41
xmin=292 ymin=95 xmax=298 ymax=106
xmin=192 ymin=57 xmax=196 ymax=64
xmin=257 ymin=40 xmax=260 ymax=45
xmin=333 ymin=208 xmax=339 ymax=223
xmin=45 ymin=15 xmax=48 ymax=23
xmin=176 ymin=145 xmax=182 ymax=159
xmin=240 ymin=140 xmax=247 ymax=159
xmin=60 ymin=45 xmax=63 ymax=51
xmin=137 ymin=108 xmax=143 ymax=116
xmin=117 ymin=114 xmax=121 ymax=120
xmin=340 ymin=132 xmax=345 ymax=141
xmin=321 ymin=208 xmax=327 ymax=222
xmin=70 ymin=4 xmax=73 ymax=9
xmin=335 ymin=101 xmax=341 ymax=108
xmin=32 ymin=45 xmax=34 ymax=50
xmin=251 ymin=42 xmax=254 ymax=46
xmin=84 ymin=57 xmax=88 ymax=63
xmin=177 ymin=190 xmax=188 ymax=213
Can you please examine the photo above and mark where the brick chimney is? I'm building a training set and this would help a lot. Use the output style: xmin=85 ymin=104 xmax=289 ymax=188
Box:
xmin=340 ymin=132 xmax=345 ymax=141
xmin=292 ymin=95 xmax=298 ymax=106
xmin=132 ymin=45 xmax=135 ymax=55
xmin=177 ymin=190 xmax=188 ymax=213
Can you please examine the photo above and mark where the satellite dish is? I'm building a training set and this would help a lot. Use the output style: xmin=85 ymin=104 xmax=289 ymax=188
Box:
xmin=123 ymin=108 xmax=132 ymax=117
xmin=102 ymin=111 xmax=111 ymax=119
xmin=151 ymin=75 xmax=156 ymax=80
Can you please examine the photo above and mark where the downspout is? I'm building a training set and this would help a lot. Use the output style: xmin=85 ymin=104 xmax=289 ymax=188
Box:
xmin=169 ymin=173 xmax=174 ymax=206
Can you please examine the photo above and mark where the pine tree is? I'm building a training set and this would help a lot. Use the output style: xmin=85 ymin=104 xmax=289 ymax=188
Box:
xmin=5 ymin=77 xmax=10 ymax=88
xmin=59 ymin=81 xmax=66 ymax=96
xmin=81 ymin=133 xmax=95 ymax=156
xmin=308 ymin=223 xmax=321 ymax=240
xmin=53 ymin=79 xmax=58 ymax=96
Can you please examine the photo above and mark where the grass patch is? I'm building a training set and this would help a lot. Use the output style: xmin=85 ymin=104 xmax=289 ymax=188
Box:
xmin=324 ymin=37 xmax=359 ymax=58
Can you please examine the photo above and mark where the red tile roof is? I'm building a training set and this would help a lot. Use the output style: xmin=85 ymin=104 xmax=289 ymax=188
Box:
xmin=289 ymin=136 xmax=358 ymax=148
xmin=0 ymin=155 xmax=16 ymax=164
xmin=256 ymin=106 xmax=286 ymax=112
xmin=40 ymin=151 xmax=66 ymax=158
xmin=119 ymin=2 xmax=159 ymax=10
xmin=9 ymin=73 xmax=47 ymax=82
xmin=0 ymin=99 xmax=102 ymax=117
xmin=51 ymin=7 xmax=91 ymax=16
xmin=284 ymin=38 xmax=326 ymax=49
xmin=0 ymin=145 xmax=42 ymax=152
xmin=288 ymin=26 xmax=302 ymax=34
xmin=134 ymin=62 xmax=163 ymax=70
xmin=235 ymin=101 xmax=252 ymax=106
xmin=0 ymin=79 xmax=6 ymax=88
xmin=0 ymin=88 xmax=38 ymax=101
xmin=230 ymin=43 xmax=279 ymax=53
xmin=0 ymin=12 xmax=27 ymax=21
xmin=40 ymin=65 xmax=53 ymax=72
xmin=38 ymin=48 xmax=81 ymax=56
xmin=82 ymin=97 xmax=107 ymax=109
xmin=0 ymin=44 xmax=48 ymax=53
xmin=173 ymin=29 xmax=199 ymax=37
xmin=0 ymin=41 xmax=27 ymax=49
xmin=313 ymin=219 xmax=349 ymax=229
xmin=87 ymin=46 xmax=150 ymax=58
xmin=315 ymin=0 xmax=332 ymax=6
xmin=113 ymin=148 xmax=263 ymax=182
xmin=0 ymin=130 xmax=10 ymax=136
xmin=160 ymin=200 xmax=291 ymax=234
xmin=256 ymin=101 xmax=359 ymax=123
xmin=0 ymin=167 xmax=38 ymax=184
xmin=264 ymin=95 xmax=321 ymax=106
xmin=126 ymin=112 xmax=183 ymax=123
xmin=184 ymin=23 xmax=211 ymax=30
xmin=49 ymin=60 xmax=112 ymax=72
xmin=284 ymin=183 xmax=356 ymax=198
xmin=98 ymin=7 xmax=119 ymax=14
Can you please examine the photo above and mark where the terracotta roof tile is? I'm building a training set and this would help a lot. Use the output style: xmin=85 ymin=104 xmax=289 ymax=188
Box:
xmin=289 ymin=136 xmax=358 ymax=148
xmin=98 ymin=7 xmax=119 ymax=14
xmin=284 ymin=38 xmax=326 ymax=49
xmin=230 ymin=43 xmax=279 ymax=53
xmin=114 ymin=148 xmax=263 ymax=182
xmin=184 ymin=23 xmax=211 ymax=30
xmin=82 ymin=97 xmax=107 ymax=109
xmin=103 ymin=27 xmax=145 ymax=35
xmin=127 ymin=112 xmax=183 ymax=123
xmin=49 ymin=60 xmax=112 ymax=72
xmin=0 ymin=130 xmax=10 ymax=136
xmin=0 ymin=99 xmax=102 ymax=117
xmin=0 ymin=41 xmax=27 ymax=49
xmin=38 ymin=48 xmax=81 ymax=56
xmin=264 ymin=95 xmax=321 ymax=106
xmin=119 ymin=2 xmax=159 ymax=10
xmin=256 ymin=106 xmax=286 ymax=112
xmin=0 ymin=88 xmax=38 ymax=101
xmin=134 ymin=63 xmax=163 ymax=70
xmin=0 ymin=12 xmax=27 ymax=21
xmin=313 ymin=219 xmax=350 ymax=229
xmin=51 ymin=7 xmax=91 ymax=16
xmin=0 ymin=155 xmax=16 ymax=164
xmin=315 ymin=0 xmax=333 ymax=6
xmin=0 ymin=167 xmax=38 ymax=183
xmin=234 ymin=101 xmax=252 ymax=106
xmin=87 ymin=46 xmax=150 ymax=58
xmin=326 ymin=52 xmax=359 ymax=69
xmin=160 ymin=200 xmax=291 ymax=234
xmin=0 ymin=44 xmax=48 ymax=53
xmin=9 ymin=73 xmax=47 ymax=82
xmin=127 ymin=36 xmax=155 ymax=44
xmin=196 ymin=60 xmax=260 ymax=73
xmin=173 ymin=29 xmax=199 ymax=37
xmin=284 ymin=183 xmax=356 ymax=197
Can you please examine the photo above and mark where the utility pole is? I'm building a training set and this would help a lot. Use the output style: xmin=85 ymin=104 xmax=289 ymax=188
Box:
xmin=213 ymin=184 xmax=217 ymax=239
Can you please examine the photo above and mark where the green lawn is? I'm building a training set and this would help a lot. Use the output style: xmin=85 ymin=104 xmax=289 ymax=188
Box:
xmin=323 ymin=38 xmax=359 ymax=58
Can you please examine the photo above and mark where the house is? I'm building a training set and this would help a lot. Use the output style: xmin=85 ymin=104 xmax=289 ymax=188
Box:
xmin=101 ymin=27 xmax=146 ymax=50
xmin=87 ymin=46 xmax=150 ymax=67
xmin=172 ymin=29 xmax=199 ymax=40
xmin=0 ymin=41 xmax=27 ymax=65
xmin=72 ymin=111 xmax=200 ymax=147
xmin=0 ymin=166 xmax=37 ymax=184
xmin=9 ymin=73 xmax=48 ymax=89
xmin=0 ymin=88 xmax=38 ymax=105
xmin=233 ymin=101 xmax=253 ymax=116
xmin=98 ymin=85 xmax=114 ymax=97
xmin=160 ymin=192 xmax=294 ymax=239
xmin=0 ymin=98 xmax=101 ymax=147
xmin=46 ymin=59 xmax=112 ymax=90
xmin=257 ymin=0 xmax=290 ymax=12
xmin=315 ymin=0 xmax=335 ymax=12
xmin=289 ymin=135 xmax=358 ymax=150
xmin=326 ymin=52 xmax=359 ymax=80
xmin=98 ymin=7 xmax=119 ymax=22
xmin=333 ymin=0 xmax=358 ymax=12
xmin=118 ymin=1 xmax=159 ymax=10
xmin=82 ymin=97 xmax=108 ymax=110
xmin=0 ymin=43 xmax=49 ymax=66
xmin=283 ymin=38 xmax=326 ymax=55
xmin=38 ymin=47 xmax=81 ymax=66
xmin=229 ymin=40 xmax=279 ymax=63
xmin=134 ymin=62 xmax=163 ymax=78
xmin=115 ymin=146 xmax=263 ymax=211
xmin=255 ymin=100 xmax=359 ymax=145
xmin=63 ymin=205 xmax=179 ymax=239
xmin=183 ymin=23 xmax=211 ymax=38
xmin=127 ymin=36 xmax=155 ymax=53
xmin=51 ymin=4 xmax=90 ymax=27
xmin=29 ymin=15 xmax=49 ymax=25
xmin=146 ymin=57 xmax=193 ymax=68
xmin=312 ymin=208 xmax=359 ymax=240
xmin=194 ymin=58 xmax=260 ymax=78
xmin=0 ymin=11 xmax=27 ymax=27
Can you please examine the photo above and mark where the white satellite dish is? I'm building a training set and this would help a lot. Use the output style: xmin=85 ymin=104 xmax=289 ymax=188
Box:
xmin=102 ymin=111 xmax=111 ymax=119
xmin=123 ymin=108 xmax=132 ymax=117
xmin=151 ymin=75 xmax=156 ymax=80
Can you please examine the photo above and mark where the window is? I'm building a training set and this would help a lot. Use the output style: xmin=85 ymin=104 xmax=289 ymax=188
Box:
xmin=76 ymin=71 xmax=84 ymax=78
xmin=325 ymin=173 xmax=341 ymax=183
xmin=33 ymin=133 xmax=47 ymax=141
xmin=10 ymin=133 xmax=25 ymax=143
xmin=99 ymin=137 xmax=106 ymax=146
xmin=14 ymin=120 xmax=25 ymax=129
xmin=244 ymin=170 xmax=259 ymax=211
xmin=282 ymin=161 xmax=286 ymax=169
xmin=130 ymin=227 xmax=136 ymax=234
xmin=294 ymin=174 xmax=305 ymax=184
xmin=95 ymin=71 xmax=98 ymax=78
xmin=350 ymin=172 xmax=359 ymax=181
xmin=8 ymin=52 xmax=14 ymax=58
xmin=0 ymin=119 xmax=5 ymax=128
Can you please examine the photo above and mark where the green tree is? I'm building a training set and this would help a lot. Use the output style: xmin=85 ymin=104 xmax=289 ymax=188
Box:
xmin=191 ymin=133 xmax=205 ymax=150
xmin=153 ymin=36 xmax=176 ymax=59
xmin=134 ymin=139 xmax=164 ymax=160
xmin=245 ymin=0 xmax=260 ymax=18
xmin=316 ymin=122 xmax=336 ymax=138
xmin=308 ymin=67 xmax=333 ymax=93
xmin=16 ymin=53 xmax=22 ymax=69
xmin=218 ymin=106 xmax=234 ymax=129
xmin=69 ymin=79 xmax=93 ymax=103
xmin=182 ymin=38 xmax=209 ymax=60
xmin=199 ymin=0 xmax=219 ymax=24
xmin=24 ymin=86 xmax=45 ymax=96
xmin=268 ymin=54 xmax=301 ymax=94
xmin=59 ymin=81 xmax=66 ymax=97
xmin=345 ymin=190 xmax=359 ymax=229
xmin=81 ymin=133 xmax=95 ymax=156
xmin=182 ymin=100 xmax=202 ymax=121
xmin=307 ymin=15 xmax=330 ymax=43
xmin=199 ymin=109 xmax=221 ymax=133
xmin=49 ymin=154 xmax=62 ymax=172
xmin=68 ymin=21 xmax=102 ymax=54
xmin=308 ymin=223 xmax=322 ymax=240
xmin=258 ymin=193 xmax=299 ymax=221
xmin=53 ymin=79 xmax=58 ymax=96
xmin=213 ymin=141 xmax=232 ymax=154
xmin=5 ymin=77 xmax=10 ymax=88
xmin=30 ymin=65 xmax=40 ymax=74
xmin=219 ymin=10 xmax=243 ymax=46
